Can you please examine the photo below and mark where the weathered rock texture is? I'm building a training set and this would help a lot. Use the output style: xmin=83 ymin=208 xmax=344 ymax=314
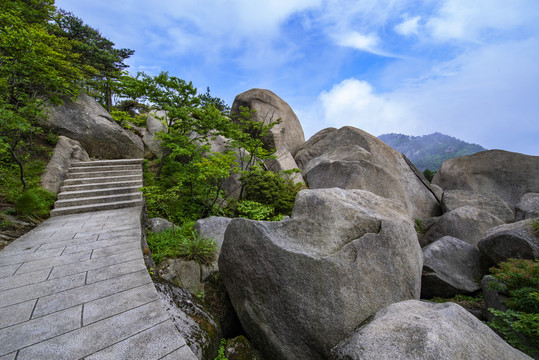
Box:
xmin=146 ymin=217 xmax=174 ymax=233
xmin=420 ymin=206 xmax=505 ymax=248
xmin=515 ymin=193 xmax=539 ymax=221
xmin=194 ymin=216 xmax=233 ymax=276
xmin=421 ymin=236 xmax=488 ymax=298
xmin=41 ymin=136 xmax=89 ymax=194
xmin=231 ymin=89 xmax=305 ymax=156
xmin=44 ymin=93 xmax=144 ymax=159
xmin=295 ymin=127 xmax=440 ymax=219
xmin=264 ymin=148 xmax=304 ymax=184
xmin=142 ymin=112 xmax=166 ymax=158
xmin=432 ymin=150 xmax=539 ymax=209
xmin=219 ymin=188 xmax=423 ymax=360
xmin=330 ymin=300 xmax=531 ymax=360
xmin=442 ymin=190 xmax=514 ymax=223
xmin=154 ymin=278 xmax=221 ymax=360
xmin=478 ymin=219 xmax=539 ymax=263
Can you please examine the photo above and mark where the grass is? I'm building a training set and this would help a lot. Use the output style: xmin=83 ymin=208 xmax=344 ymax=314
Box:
xmin=146 ymin=222 xmax=217 ymax=265
xmin=430 ymin=293 xmax=484 ymax=310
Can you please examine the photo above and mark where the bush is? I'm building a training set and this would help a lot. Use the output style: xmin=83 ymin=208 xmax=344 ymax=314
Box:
xmin=237 ymin=200 xmax=284 ymax=221
xmin=146 ymin=222 xmax=217 ymax=265
xmin=487 ymin=259 xmax=539 ymax=357
xmin=240 ymin=167 xmax=305 ymax=217
xmin=15 ymin=187 xmax=56 ymax=218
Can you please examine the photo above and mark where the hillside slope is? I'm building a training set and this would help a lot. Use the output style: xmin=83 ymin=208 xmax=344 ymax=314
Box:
xmin=378 ymin=132 xmax=486 ymax=171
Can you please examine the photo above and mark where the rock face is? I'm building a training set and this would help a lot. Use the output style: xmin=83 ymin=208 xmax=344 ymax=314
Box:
xmin=442 ymin=190 xmax=514 ymax=223
xmin=194 ymin=216 xmax=233 ymax=276
xmin=515 ymin=193 xmax=539 ymax=221
xmin=295 ymin=127 xmax=440 ymax=219
xmin=420 ymin=206 xmax=505 ymax=248
xmin=153 ymin=278 xmax=221 ymax=360
xmin=41 ymin=136 xmax=89 ymax=194
xmin=432 ymin=150 xmax=539 ymax=209
xmin=478 ymin=219 xmax=539 ymax=263
xmin=231 ymin=89 xmax=305 ymax=156
xmin=44 ymin=93 xmax=144 ymax=159
xmin=219 ymin=188 xmax=423 ymax=360
xmin=142 ymin=112 xmax=166 ymax=159
xmin=264 ymin=148 xmax=304 ymax=184
xmin=421 ymin=236 xmax=488 ymax=298
xmin=330 ymin=300 xmax=531 ymax=360
xmin=146 ymin=217 xmax=174 ymax=233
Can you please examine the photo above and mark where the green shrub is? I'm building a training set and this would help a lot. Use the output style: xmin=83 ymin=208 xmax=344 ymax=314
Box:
xmin=430 ymin=293 xmax=484 ymax=309
xmin=15 ymin=187 xmax=56 ymax=218
xmin=240 ymin=166 xmax=305 ymax=217
xmin=237 ymin=200 xmax=284 ymax=221
xmin=146 ymin=222 xmax=217 ymax=265
xmin=487 ymin=259 xmax=539 ymax=357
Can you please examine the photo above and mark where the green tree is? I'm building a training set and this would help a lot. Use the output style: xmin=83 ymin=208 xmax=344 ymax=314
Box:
xmin=0 ymin=0 xmax=83 ymax=190
xmin=53 ymin=10 xmax=134 ymax=112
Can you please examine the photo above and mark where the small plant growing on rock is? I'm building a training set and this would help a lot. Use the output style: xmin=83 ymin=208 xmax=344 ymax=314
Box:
xmin=414 ymin=218 xmax=426 ymax=234
xmin=531 ymin=219 xmax=539 ymax=237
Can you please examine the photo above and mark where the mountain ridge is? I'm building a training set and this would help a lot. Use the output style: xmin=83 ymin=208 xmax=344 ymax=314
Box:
xmin=378 ymin=132 xmax=486 ymax=171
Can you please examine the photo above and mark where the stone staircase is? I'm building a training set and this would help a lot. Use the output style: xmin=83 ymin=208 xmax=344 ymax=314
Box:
xmin=50 ymin=159 xmax=144 ymax=216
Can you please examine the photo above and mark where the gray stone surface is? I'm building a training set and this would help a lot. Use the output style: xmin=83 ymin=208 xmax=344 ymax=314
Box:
xmin=330 ymin=300 xmax=531 ymax=359
xmin=432 ymin=149 xmax=539 ymax=210
xmin=147 ymin=217 xmax=175 ymax=233
xmin=143 ymin=112 xmax=166 ymax=159
xmin=43 ymin=93 xmax=144 ymax=159
xmin=442 ymin=190 xmax=514 ymax=223
xmin=41 ymin=136 xmax=90 ymax=194
xmin=219 ymin=188 xmax=422 ymax=360
xmin=295 ymin=127 xmax=440 ymax=219
xmin=420 ymin=206 xmax=505 ymax=248
xmin=478 ymin=219 xmax=539 ymax=263
xmin=194 ymin=216 xmax=232 ymax=277
xmin=231 ymin=88 xmax=306 ymax=156
xmin=515 ymin=193 xmax=539 ymax=221
xmin=421 ymin=236 xmax=488 ymax=298
xmin=0 ymin=207 xmax=196 ymax=359
xmin=264 ymin=148 xmax=305 ymax=184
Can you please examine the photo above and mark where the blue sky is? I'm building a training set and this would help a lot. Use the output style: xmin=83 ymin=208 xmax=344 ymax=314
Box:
xmin=54 ymin=0 xmax=539 ymax=155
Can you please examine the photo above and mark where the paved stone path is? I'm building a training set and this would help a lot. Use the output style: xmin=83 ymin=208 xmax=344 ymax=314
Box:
xmin=0 ymin=206 xmax=197 ymax=359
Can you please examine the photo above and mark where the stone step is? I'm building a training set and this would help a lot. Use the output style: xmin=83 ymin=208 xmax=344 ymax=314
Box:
xmin=63 ymin=175 xmax=143 ymax=186
xmin=68 ymin=164 xmax=142 ymax=173
xmin=60 ymin=180 xmax=144 ymax=193
xmin=50 ymin=199 xmax=144 ymax=217
xmin=71 ymin=159 xmax=143 ymax=167
xmin=66 ymin=169 xmax=142 ymax=179
xmin=54 ymin=193 xmax=143 ymax=208
xmin=57 ymin=186 xmax=142 ymax=200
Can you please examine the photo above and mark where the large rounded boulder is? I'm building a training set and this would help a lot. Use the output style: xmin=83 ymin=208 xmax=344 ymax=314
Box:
xmin=219 ymin=188 xmax=423 ymax=360
xmin=295 ymin=127 xmax=440 ymax=219
xmin=433 ymin=150 xmax=539 ymax=210
xmin=330 ymin=300 xmax=531 ymax=360
xmin=44 ymin=93 xmax=144 ymax=159
xmin=230 ymin=89 xmax=305 ymax=156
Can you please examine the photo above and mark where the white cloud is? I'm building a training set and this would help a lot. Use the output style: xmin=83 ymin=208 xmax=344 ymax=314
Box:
xmin=312 ymin=38 xmax=539 ymax=154
xmin=394 ymin=16 xmax=420 ymax=36
xmin=336 ymin=32 xmax=379 ymax=52
xmin=317 ymin=78 xmax=414 ymax=135
xmin=425 ymin=0 xmax=539 ymax=41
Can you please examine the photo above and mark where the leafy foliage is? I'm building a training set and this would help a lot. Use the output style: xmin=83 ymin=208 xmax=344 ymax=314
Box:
xmin=146 ymin=223 xmax=217 ymax=265
xmin=430 ymin=293 xmax=484 ymax=309
xmin=236 ymin=200 xmax=284 ymax=221
xmin=215 ymin=339 xmax=229 ymax=360
xmin=240 ymin=166 xmax=305 ymax=217
xmin=486 ymin=259 xmax=539 ymax=357
xmin=15 ymin=187 xmax=56 ymax=219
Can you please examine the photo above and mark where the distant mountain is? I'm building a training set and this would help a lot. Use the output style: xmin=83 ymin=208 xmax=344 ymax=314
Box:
xmin=378 ymin=132 xmax=486 ymax=171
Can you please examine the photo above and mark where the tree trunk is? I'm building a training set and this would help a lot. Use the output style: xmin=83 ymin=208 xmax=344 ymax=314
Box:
xmin=9 ymin=147 xmax=27 ymax=192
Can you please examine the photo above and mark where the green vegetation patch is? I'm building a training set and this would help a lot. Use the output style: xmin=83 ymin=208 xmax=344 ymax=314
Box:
xmin=146 ymin=222 xmax=217 ymax=266
xmin=486 ymin=259 xmax=539 ymax=357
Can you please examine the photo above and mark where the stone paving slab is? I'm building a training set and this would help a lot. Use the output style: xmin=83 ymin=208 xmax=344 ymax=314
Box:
xmin=0 ymin=206 xmax=197 ymax=359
